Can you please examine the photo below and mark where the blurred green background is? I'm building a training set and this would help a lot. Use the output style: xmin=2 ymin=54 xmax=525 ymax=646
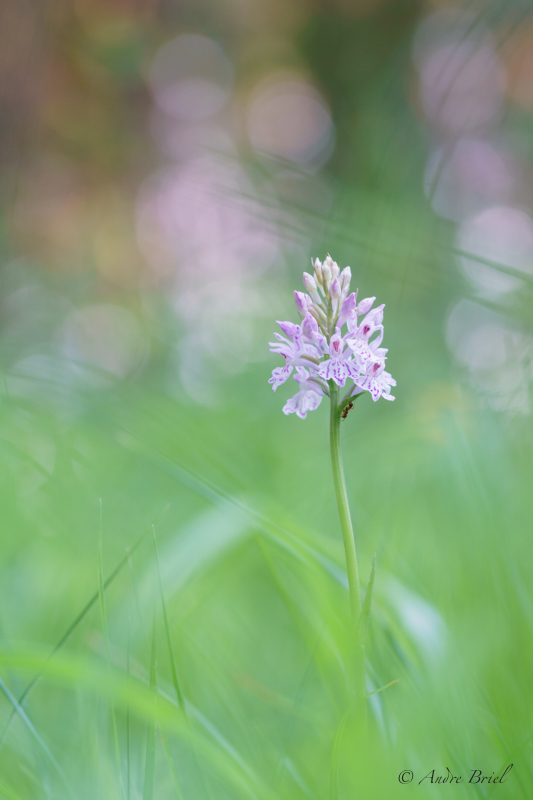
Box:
xmin=0 ymin=0 xmax=533 ymax=797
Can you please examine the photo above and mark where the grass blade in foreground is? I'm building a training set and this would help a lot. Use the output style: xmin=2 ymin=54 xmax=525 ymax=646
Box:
xmin=143 ymin=616 xmax=157 ymax=800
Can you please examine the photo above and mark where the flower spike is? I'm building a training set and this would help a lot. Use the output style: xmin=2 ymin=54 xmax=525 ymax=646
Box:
xmin=268 ymin=254 xmax=396 ymax=714
xmin=269 ymin=255 xmax=395 ymax=417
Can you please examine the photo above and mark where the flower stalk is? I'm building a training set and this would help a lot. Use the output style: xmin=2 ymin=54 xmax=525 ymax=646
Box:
xmin=329 ymin=384 xmax=361 ymax=625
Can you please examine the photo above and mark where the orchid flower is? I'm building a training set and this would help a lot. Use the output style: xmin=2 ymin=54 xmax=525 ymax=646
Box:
xmin=268 ymin=254 xmax=397 ymax=718
xmin=269 ymin=257 xmax=395 ymax=412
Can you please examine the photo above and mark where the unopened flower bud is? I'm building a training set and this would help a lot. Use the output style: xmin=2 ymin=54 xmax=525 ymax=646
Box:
xmin=330 ymin=278 xmax=341 ymax=299
xmin=340 ymin=266 xmax=351 ymax=291
xmin=302 ymin=272 xmax=317 ymax=293
xmin=303 ymin=272 xmax=322 ymax=304
xmin=324 ymin=254 xmax=339 ymax=278
xmin=321 ymin=263 xmax=331 ymax=288
xmin=313 ymin=260 xmax=325 ymax=290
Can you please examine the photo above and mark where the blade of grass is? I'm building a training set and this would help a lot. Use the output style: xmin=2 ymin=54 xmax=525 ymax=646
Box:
xmin=0 ymin=676 xmax=74 ymax=799
xmin=0 ymin=779 xmax=24 ymax=800
xmin=152 ymin=526 xmax=184 ymax=709
xmin=98 ymin=499 xmax=123 ymax=798
xmin=127 ymin=549 xmax=148 ymax=657
xmin=160 ymin=731 xmax=185 ymax=800
xmin=329 ymin=709 xmax=349 ymax=800
xmin=126 ymin=618 xmax=131 ymax=800
xmin=452 ymin=247 xmax=533 ymax=287
xmin=366 ymin=679 xmax=398 ymax=697
xmin=0 ymin=645 xmax=277 ymax=800
xmin=143 ymin=614 xmax=157 ymax=800
xmin=257 ymin=536 xmax=341 ymax=718
xmin=0 ymin=503 xmax=170 ymax=750
xmin=153 ymin=525 xmax=213 ymax=800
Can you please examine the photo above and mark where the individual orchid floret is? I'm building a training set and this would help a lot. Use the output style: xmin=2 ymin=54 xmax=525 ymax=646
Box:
xmin=350 ymin=304 xmax=384 ymax=339
xmin=318 ymin=331 xmax=353 ymax=387
xmin=268 ymin=327 xmax=303 ymax=390
xmin=302 ymin=311 xmax=322 ymax=344
xmin=337 ymin=291 xmax=357 ymax=329
xmin=282 ymin=367 xmax=324 ymax=419
xmin=361 ymin=303 xmax=384 ymax=330
xmin=356 ymin=360 xmax=396 ymax=402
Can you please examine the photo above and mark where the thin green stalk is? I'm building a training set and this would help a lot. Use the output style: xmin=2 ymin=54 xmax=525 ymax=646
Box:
xmin=143 ymin=614 xmax=157 ymax=800
xmin=98 ymin=500 xmax=123 ymax=799
xmin=329 ymin=386 xmax=361 ymax=625
xmin=329 ymin=385 xmax=367 ymax=735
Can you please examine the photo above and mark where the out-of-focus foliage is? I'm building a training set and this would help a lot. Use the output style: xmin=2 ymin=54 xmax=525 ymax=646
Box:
xmin=0 ymin=0 xmax=533 ymax=798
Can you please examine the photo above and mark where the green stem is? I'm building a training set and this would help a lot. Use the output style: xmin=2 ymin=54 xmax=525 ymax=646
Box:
xmin=329 ymin=386 xmax=361 ymax=625
xmin=329 ymin=386 xmax=367 ymax=731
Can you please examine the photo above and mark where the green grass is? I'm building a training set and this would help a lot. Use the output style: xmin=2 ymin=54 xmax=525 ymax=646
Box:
xmin=0 ymin=335 xmax=531 ymax=798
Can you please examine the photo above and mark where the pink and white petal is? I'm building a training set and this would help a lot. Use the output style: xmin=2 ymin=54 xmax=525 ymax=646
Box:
xmin=332 ymin=360 xmax=348 ymax=386
xmin=348 ymin=339 xmax=373 ymax=366
xmin=301 ymin=391 xmax=322 ymax=416
xmin=337 ymin=292 xmax=357 ymax=329
xmin=269 ymin=365 xmax=293 ymax=391
xmin=345 ymin=359 xmax=363 ymax=381
xmin=282 ymin=395 xmax=299 ymax=415
xmin=318 ymin=359 xmax=335 ymax=381
xmin=302 ymin=312 xmax=319 ymax=341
